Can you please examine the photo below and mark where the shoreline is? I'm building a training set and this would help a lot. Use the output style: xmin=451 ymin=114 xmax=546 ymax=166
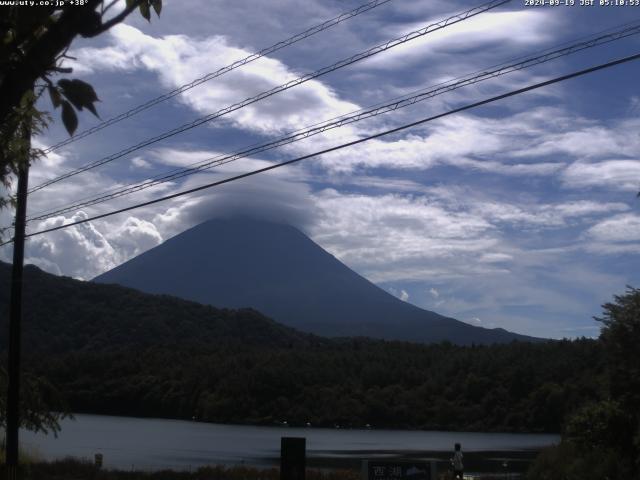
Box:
xmin=20 ymin=414 xmax=556 ymax=474
xmin=61 ymin=411 xmax=562 ymax=436
xmin=269 ymin=449 xmax=540 ymax=475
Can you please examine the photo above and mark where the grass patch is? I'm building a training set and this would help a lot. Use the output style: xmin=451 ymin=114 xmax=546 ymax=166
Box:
xmin=0 ymin=442 xmax=43 ymax=465
xmin=0 ymin=458 xmax=361 ymax=480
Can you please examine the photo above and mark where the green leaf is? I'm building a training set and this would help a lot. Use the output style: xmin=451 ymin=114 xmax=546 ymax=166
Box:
xmin=126 ymin=0 xmax=136 ymax=8
xmin=19 ymin=90 xmax=36 ymax=108
xmin=58 ymin=78 xmax=99 ymax=116
xmin=139 ymin=1 xmax=151 ymax=21
xmin=78 ymin=9 xmax=103 ymax=38
xmin=150 ymin=0 xmax=162 ymax=16
xmin=84 ymin=102 xmax=99 ymax=118
xmin=3 ymin=29 xmax=15 ymax=45
xmin=61 ymin=101 xmax=78 ymax=136
xmin=48 ymin=85 xmax=62 ymax=109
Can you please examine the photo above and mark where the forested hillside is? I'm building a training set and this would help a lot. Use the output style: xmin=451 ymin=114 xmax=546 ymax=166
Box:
xmin=0 ymin=262 xmax=319 ymax=352
xmin=1 ymin=262 xmax=605 ymax=433
xmin=31 ymin=339 xmax=603 ymax=433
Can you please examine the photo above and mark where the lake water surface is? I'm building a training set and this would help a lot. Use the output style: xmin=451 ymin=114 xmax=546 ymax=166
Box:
xmin=21 ymin=414 xmax=559 ymax=471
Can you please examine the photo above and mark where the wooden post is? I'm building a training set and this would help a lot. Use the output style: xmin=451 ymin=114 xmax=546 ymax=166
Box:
xmin=5 ymin=121 xmax=30 ymax=480
xmin=280 ymin=437 xmax=305 ymax=480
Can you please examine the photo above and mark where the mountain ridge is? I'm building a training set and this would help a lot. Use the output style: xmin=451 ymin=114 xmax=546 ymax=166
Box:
xmin=0 ymin=260 xmax=320 ymax=354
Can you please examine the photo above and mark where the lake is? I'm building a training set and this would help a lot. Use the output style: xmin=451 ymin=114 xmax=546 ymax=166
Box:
xmin=21 ymin=414 xmax=559 ymax=472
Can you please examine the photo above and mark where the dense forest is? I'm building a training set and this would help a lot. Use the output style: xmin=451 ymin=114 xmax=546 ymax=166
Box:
xmin=0 ymin=262 xmax=607 ymax=434
xmin=33 ymin=339 xmax=604 ymax=433
xmin=526 ymin=287 xmax=640 ymax=478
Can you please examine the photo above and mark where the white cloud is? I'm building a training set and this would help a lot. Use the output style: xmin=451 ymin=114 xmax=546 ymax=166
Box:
xmin=179 ymin=172 xmax=318 ymax=233
xmin=312 ymin=189 xmax=499 ymax=283
xmin=518 ymin=118 xmax=640 ymax=161
xmin=586 ymin=214 xmax=640 ymax=244
xmin=131 ymin=157 xmax=152 ymax=169
xmin=59 ymin=14 xmax=579 ymax=186
xmin=300 ymin=110 xmax=565 ymax=174
xmin=562 ymin=160 xmax=640 ymax=192
xmin=471 ymin=200 xmax=629 ymax=229
xmin=62 ymin=21 xmax=632 ymax=189
xmin=296 ymin=107 xmax=627 ymax=177
xmin=553 ymin=201 xmax=631 ymax=218
xmin=304 ymin=184 xmax=637 ymax=289
xmin=69 ymin=24 xmax=360 ymax=135
xmin=362 ymin=10 xmax=556 ymax=70
xmin=23 ymin=213 xmax=163 ymax=280
xmin=313 ymin=122 xmax=564 ymax=174
xmin=389 ymin=287 xmax=410 ymax=301
xmin=479 ymin=253 xmax=513 ymax=263
xmin=26 ymin=212 xmax=120 ymax=279
xmin=107 ymin=217 xmax=163 ymax=260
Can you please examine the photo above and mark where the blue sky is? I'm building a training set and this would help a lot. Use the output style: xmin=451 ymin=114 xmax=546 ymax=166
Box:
xmin=1 ymin=0 xmax=639 ymax=339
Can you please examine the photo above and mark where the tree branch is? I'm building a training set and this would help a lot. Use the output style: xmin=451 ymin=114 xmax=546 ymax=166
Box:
xmin=86 ymin=0 xmax=145 ymax=38
xmin=101 ymin=0 xmax=120 ymax=15
xmin=0 ymin=0 xmax=143 ymax=124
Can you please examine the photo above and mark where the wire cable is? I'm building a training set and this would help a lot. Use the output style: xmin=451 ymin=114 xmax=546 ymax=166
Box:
xmin=41 ymin=0 xmax=396 ymax=155
xmin=26 ymin=21 xmax=640 ymax=222
xmin=2 ymin=50 xmax=637 ymax=246
xmin=28 ymin=0 xmax=511 ymax=194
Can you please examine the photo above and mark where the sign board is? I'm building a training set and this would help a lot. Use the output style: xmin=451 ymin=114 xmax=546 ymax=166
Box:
xmin=362 ymin=460 xmax=434 ymax=480
xmin=281 ymin=437 xmax=306 ymax=480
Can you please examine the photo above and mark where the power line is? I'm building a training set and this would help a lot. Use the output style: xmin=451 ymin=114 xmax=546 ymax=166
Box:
xmin=41 ymin=0 xmax=395 ymax=155
xmin=33 ymin=0 xmax=508 ymax=192
xmin=4 ymin=50 xmax=637 ymax=246
xmin=27 ymin=16 xmax=640 ymax=223
xmin=28 ymin=0 xmax=510 ymax=194
xmin=364 ymin=16 xmax=640 ymax=106
xmin=26 ymin=21 xmax=640 ymax=222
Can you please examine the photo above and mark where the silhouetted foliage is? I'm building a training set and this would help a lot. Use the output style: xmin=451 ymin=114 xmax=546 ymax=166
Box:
xmin=526 ymin=440 xmax=632 ymax=480
xmin=528 ymin=287 xmax=640 ymax=478
xmin=0 ymin=1 xmax=161 ymax=215
xmin=597 ymin=287 xmax=640 ymax=417
xmin=1 ymin=458 xmax=359 ymax=480
xmin=0 ymin=366 xmax=70 ymax=436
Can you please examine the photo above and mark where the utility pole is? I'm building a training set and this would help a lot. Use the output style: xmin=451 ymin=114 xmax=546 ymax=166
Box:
xmin=5 ymin=118 xmax=31 ymax=480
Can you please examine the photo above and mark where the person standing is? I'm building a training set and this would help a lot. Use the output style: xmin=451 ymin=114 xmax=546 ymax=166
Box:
xmin=451 ymin=443 xmax=464 ymax=479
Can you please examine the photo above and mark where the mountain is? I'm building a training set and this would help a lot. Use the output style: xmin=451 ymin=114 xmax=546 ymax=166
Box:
xmin=95 ymin=217 xmax=539 ymax=345
xmin=0 ymin=261 xmax=319 ymax=354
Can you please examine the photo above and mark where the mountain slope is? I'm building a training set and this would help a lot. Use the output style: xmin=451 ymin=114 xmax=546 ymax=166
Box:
xmin=95 ymin=217 xmax=539 ymax=344
xmin=0 ymin=261 xmax=319 ymax=354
